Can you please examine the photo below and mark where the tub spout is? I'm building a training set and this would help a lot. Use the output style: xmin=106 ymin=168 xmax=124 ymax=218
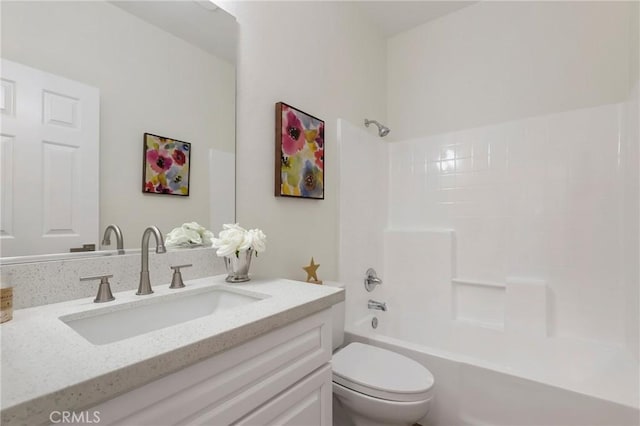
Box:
xmin=368 ymin=299 xmax=387 ymax=312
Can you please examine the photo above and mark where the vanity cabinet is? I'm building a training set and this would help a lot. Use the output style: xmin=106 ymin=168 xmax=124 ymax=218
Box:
xmin=90 ymin=309 xmax=332 ymax=425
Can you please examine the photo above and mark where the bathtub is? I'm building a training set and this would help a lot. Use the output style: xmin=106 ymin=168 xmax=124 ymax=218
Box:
xmin=343 ymin=315 xmax=640 ymax=426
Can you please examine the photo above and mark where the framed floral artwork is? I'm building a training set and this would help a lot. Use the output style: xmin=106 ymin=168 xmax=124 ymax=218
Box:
xmin=275 ymin=102 xmax=324 ymax=199
xmin=142 ymin=133 xmax=191 ymax=196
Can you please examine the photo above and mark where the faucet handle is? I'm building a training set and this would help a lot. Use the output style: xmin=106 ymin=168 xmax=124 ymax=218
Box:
xmin=364 ymin=268 xmax=383 ymax=292
xmin=80 ymin=274 xmax=115 ymax=303
xmin=169 ymin=264 xmax=192 ymax=289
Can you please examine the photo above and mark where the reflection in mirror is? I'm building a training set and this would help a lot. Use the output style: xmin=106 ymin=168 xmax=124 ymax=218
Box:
xmin=0 ymin=1 xmax=237 ymax=262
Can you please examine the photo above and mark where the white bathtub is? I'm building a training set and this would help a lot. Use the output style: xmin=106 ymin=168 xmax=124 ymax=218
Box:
xmin=344 ymin=315 xmax=640 ymax=426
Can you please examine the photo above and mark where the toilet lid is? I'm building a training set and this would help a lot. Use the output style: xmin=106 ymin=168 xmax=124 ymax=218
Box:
xmin=332 ymin=342 xmax=434 ymax=402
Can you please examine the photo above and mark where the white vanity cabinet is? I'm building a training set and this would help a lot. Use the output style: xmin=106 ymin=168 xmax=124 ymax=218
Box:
xmin=90 ymin=309 xmax=333 ymax=426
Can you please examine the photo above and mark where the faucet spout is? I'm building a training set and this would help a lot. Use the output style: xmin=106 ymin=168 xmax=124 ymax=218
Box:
xmin=102 ymin=224 xmax=125 ymax=254
xmin=137 ymin=226 xmax=166 ymax=295
xmin=368 ymin=299 xmax=387 ymax=312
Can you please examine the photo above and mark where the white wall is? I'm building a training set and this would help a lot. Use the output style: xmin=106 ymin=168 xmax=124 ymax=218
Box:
xmin=337 ymin=120 xmax=387 ymax=327
xmin=381 ymin=0 xmax=639 ymax=368
xmin=388 ymin=1 xmax=635 ymax=139
xmin=224 ymin=1 xmax=387 ymax=280
xmin=1 ymin=1 xmax=235 ymax=248
xmin=386 ymin=103 xmax=632 ymax=343
xmin=337 ymin=0 xmax=639 ymax=408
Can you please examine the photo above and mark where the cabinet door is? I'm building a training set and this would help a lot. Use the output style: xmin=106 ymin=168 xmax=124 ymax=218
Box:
xmin=235 ymin=364 xmax=332 ymax=426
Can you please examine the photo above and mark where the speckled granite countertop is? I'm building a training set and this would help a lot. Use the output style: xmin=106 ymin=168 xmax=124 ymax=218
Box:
xmin=1 ymin=275 xmax=344 ymax=425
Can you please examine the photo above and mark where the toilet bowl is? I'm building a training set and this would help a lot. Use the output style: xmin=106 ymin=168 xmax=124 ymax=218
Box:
xmin=324 ymin=281 xmax=435 ymax=426
xmin=331 ymin=342 xmax=434 ymax=426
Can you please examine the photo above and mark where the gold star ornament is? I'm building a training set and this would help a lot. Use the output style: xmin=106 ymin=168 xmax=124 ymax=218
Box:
xmin=303 ymin=257 xmax=323 ymax=284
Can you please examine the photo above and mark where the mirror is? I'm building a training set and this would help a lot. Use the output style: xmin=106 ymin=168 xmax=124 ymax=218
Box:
xmin=0 ymin=1 xmax=237 ymax=262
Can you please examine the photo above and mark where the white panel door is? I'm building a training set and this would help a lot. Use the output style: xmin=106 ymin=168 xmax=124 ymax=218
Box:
xmin=0 ymin=59 xmax=99 ymax=257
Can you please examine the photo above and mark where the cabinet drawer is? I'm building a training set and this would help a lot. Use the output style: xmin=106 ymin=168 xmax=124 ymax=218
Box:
xmin=234 ymin=364 xmax=332 ymax=426
xmin=94 ymin=309 xmax=331 ymax=425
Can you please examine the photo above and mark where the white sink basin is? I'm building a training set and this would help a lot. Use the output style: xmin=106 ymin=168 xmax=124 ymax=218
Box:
xmin=60 ymin=286 xmax=267 ymax=345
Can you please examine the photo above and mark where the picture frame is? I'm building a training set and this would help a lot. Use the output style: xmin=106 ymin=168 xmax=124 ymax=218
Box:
xmin=142 ymin=133 xmax=191 ymax=196
xmin=275 ymin=102 xmax=325 ymax=199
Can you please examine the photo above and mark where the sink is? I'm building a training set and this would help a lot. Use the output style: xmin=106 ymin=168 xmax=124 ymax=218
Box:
xmin=60 ymin=286 xmax=267 ymax=345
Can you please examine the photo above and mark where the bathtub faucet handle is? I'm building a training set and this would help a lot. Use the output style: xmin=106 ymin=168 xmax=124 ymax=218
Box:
xmin=364 ymin=268 xmax=382 ymax=292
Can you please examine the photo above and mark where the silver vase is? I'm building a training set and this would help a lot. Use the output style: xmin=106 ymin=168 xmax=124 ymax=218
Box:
xmin=224 ymin=248 xmax=253 ymax=283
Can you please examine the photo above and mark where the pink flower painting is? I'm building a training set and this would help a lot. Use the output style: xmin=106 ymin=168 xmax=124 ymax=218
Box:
xmin=275 ymin=103 xmax=324 ymax=199
xmin=143 ymin=133 xmax=190 ymax=196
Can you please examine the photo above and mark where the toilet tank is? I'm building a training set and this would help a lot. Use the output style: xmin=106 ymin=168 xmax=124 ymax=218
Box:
xmin=323 ymin=281 xmax=345 ymax=350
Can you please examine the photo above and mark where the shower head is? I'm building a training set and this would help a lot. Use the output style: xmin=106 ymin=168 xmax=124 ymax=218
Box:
xmin=364 ymin=119 xmax=390 ymax=137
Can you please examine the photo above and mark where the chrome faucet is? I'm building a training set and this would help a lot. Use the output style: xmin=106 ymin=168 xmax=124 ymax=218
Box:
xmin=368 ymin=299 xmax=387 ymax=311
xmin=137 ymin=226 xmax=166 ymax=295
xmin=364 ymin=268 xmax=382 ymax=292
xmin=102 ymin=224 xmax=124 ymax=254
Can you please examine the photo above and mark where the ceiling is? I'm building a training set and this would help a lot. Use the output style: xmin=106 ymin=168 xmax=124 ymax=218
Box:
xmin=110 ymin=1 xmax=237 ymax=64
xmin=110 ymin=1 xmax=476 ymax=63
xmin=354 ymin=1 xmax=478 ymax=37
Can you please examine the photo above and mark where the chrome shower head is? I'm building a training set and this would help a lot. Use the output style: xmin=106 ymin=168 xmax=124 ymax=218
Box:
xmin=364 ymin=119 xmax=390 ymax=137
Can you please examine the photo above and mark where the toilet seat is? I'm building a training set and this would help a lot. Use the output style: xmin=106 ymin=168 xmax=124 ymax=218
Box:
xmin=332 ymin=342 xmax=434 ymax=403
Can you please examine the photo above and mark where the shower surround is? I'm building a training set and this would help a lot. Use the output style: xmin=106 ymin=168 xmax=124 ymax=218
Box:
xmin=337 ymin=98 xmax=639 ymax=422
xmin=338 ymin=3 xmax=638 ymax=423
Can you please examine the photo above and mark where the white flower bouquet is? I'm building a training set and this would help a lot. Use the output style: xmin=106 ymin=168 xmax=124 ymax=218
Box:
xmin=213 ymin=224 xmax=266 ymax=283
xmin=211 ymin=223 xmax=267 ymax=258
xmin=165 ymin=222 xmax=214 ymax=248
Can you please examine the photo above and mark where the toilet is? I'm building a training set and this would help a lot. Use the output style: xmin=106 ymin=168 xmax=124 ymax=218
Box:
xmin=328 ymin=282 xmax=435 ymax=426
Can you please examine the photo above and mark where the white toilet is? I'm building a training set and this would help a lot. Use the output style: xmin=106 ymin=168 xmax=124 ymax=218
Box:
xmin=329 ymin=284 xmax=435 ymax=426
